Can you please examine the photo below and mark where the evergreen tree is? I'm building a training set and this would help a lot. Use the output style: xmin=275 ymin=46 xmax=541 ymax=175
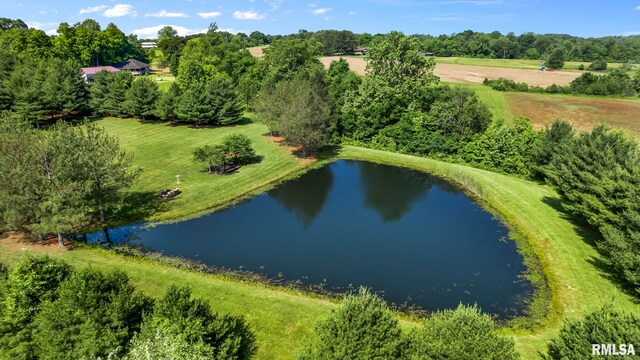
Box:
xmin=156 ymin=82 xmax=181 ymax=122
xmin=136 ymin=285 xmax=256 ymax=360
xmin=33 ymin=268 xmax=153 ymax=360
xmin=299 ymin=288 xmax=408 ymax=360
xmin=102 ymin=70 xmax=133 ymax=117
xmin=176 ymin=82 xmax=216 ymax=126
xmin=40 ymin=59 xmax=87 ymax=118
xmin=89 ymin=70 xmax=116 ymax=116
xmin=409 ymin=304 xmax=519 ymax=360
xmin=124 ymin=77 xmax=160 ymax=121
xmin=207 ymin=76 xmax=244 ymax=125
xmin=544 ymin=305 xmax=640 ymax=359
xmin=0 ymin=256 xmax=71 ymax=359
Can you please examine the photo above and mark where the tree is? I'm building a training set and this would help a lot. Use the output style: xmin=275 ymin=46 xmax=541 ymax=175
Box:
xmin=33 ymin=268 xmax=153 ymax=360
xmin=136 ymin=285 xmax=256 ymax=360
xmin=89 ymin=70 xmax=116 ymax=115
xmin=544 ymin=305 xmax=640 ymax=359
xmin=76 ymin=122 xmax=141 ymax=242
xmin=125 ymin=77 xmax=160 ymax=121
xmin=28 ymin=123 xmax=92 ymax=246
xmin=546 ymin=125 xmax=640 ymax=294
xmin=531 ymin=119 xmax=575 ymax=179
xmin=223 ymin=134 xmax=256 ymax=164
xmin=40 ymin=59 xmax=87 ymax=119
xmin=0 ymin=256 xmax=71 ymax=359
xmin=545 ymin=48 xmax=565 ymax=70
xmin=176 ymin=82 xmax=216 ymax=126
xmin=588 ymin=60 xmax=608 ymax=71
xmin=261 ymin=38 xmax=322 ymax=84
xmin=409 ymin=304 xmax=519 ymax=360
xmin=207 ymin=76 xmax=244 ymax=125
xmin=102 ymin=70 xmax=134 ymax=117
xmin=254 ymin=76 xmax=331 ymax=158
xmin=299 ymin=288 xmax=408 ymax=360
xmin=156 ymin=82 xmax=181 ymax=122
xmin=192 ymin=144 xmax=227 ymax=174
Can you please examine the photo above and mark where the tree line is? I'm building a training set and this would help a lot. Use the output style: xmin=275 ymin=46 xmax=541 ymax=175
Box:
xmin=0 ymin=18 xmax=145 ymax=67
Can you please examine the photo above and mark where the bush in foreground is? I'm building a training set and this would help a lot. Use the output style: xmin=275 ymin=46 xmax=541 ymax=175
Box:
xmin=544 ymin=305 xmax=640 ymax=359
xmin=299 ymin=287 xmax=408 ymax=360
xmin=137 ymin=285 xmax=256 ymax=360
xmin=409 ymin=304 xmax=519 ymax=360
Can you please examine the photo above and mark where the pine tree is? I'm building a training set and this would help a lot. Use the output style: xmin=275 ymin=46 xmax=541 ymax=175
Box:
xmin=124 ymin=77 xmax=160 ymax=122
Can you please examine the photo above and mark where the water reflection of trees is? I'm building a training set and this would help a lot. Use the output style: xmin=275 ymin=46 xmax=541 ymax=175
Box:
xmin=359 ymin=162 xmax=457 ymax=222
xmin=268 ymin=166 xmax=334 ymax=227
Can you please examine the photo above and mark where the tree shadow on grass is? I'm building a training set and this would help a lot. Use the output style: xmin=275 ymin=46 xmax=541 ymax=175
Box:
xmin=111 ymin=191 xmax=171 ymax=226
xmin=541 ymin=195 xmax=640 ymax=302
xmin=291 ymin=144 xmax=342 ymax=160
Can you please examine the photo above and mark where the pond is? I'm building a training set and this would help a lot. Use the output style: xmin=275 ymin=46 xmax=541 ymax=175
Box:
xmin=91 ymin=160 xmax=532 ymax=317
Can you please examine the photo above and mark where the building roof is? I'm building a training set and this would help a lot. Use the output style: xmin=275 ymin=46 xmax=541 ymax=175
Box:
xmin=81 ymin=66 xmax=121 ymax=75
xmin=113 ymin=59 xmax=150 ymax=71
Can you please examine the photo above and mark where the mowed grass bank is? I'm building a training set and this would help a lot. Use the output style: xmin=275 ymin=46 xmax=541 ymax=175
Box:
xmin=338 ymin=146 xmax=640 ymax=358
xmin=453 ymin=83 xmax=512 ymax=122
xmin=96 ymin=117 xmax=307 ymax=223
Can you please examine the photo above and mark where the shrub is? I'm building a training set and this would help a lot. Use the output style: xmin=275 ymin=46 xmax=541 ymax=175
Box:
xmin=299 ymin=287 xmax=408 ymax=360
xmin=0 ymin=255 xmax=71 ymax=359
xmin=137 ymin=285 xmax=256 ymax=360
xmin=544 ymin=305 xmax=640 ymax=359
xmin=409 ymin=304 xmax=519 ymax=360
xmin=33 ymin=268 xmax=153 ymax=360
xmin=588 ymin=60 xmax=608 ymax=71
xmin=578 ymin=64 xmax=585 ymax=70
xmin=125 ymin=328 xmax=214 ymax=360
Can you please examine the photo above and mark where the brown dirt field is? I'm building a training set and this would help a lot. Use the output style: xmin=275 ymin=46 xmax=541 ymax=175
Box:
xmin=247 ymin=45 xmax=267 ymax=57
xmin=506 ymin=92 xmax=640 ymax=138
xmin=319 ymin=56 xmax=580 ymax=87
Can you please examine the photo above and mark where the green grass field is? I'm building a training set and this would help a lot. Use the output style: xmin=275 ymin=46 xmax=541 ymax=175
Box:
xmin=435 ymin=56 xmax=632 ymax=72
xmin=1 ymin=120 xmax=639 ymax=359
xmin=96 ymin=117 xmax=306 ymax=223
xmin=452 ymin=83 xmax=512 ymax=122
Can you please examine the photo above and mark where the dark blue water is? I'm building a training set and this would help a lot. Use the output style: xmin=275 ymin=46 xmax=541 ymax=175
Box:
xmin=92 ymin=160 xmax=532 ymax=317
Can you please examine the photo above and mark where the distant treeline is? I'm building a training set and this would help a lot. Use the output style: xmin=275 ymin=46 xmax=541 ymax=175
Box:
xmin=246 ymin=28 xmax=640 ymax=63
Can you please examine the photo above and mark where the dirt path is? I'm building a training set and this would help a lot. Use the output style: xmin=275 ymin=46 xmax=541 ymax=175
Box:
xmin=319 ymin=56 xmax=580 ymax=87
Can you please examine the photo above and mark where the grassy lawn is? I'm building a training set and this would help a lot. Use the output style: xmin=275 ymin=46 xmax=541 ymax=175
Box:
xmin=452 ymin=83 xmax=512 ymax=122
xmin=143 ymin=72 xmax=175 ymax=92
xmin=1 ymin=119 xmax=639 ymax=358
xmin=435 ymin=57 xmax=631 ymax=72
xmin=95 ymin=117 xmax=307 ymax=223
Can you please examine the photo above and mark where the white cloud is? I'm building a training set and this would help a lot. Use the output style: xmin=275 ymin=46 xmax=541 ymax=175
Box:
xmin=132 ymin=25 xmax=207 ymax=38
xmin=79 ymin=5 xmax=107 ymax=14
xmin=348 ymin=11 xmax=357 ymax=15
xmin=636 ymin=5 xmax=640 ymax=10
xmin=233 ymin=10 xmax=265 ymax=20
xmin=103 ymin=4 xmax=135 ymax=18
xmin=26 ymin=21 xmax=57 ymax=30
xmin=312 ymin=7 xmax=331 ymax=15
xmin=622 ymin=31 xmax=640 ymax=36
xmin=145 ymin=10 xmax=188 ymax=18
xmin=197 ymin=11 xmax=222 ymax=19
xmin=45 ymin=29 xmax=58 ymax=35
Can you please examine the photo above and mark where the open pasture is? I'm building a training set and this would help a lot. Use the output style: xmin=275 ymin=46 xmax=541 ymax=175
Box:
xmin=319 ymin=56 xmax=581 ymax=86
xmin=506 ymin=92 xmax=640 ymax=138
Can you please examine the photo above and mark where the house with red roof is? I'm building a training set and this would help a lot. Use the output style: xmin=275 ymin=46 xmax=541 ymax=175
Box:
xmin=80 ymin=66 xmax=120 ymax=82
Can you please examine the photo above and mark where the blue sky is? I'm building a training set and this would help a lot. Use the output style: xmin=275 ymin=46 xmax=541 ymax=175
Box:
xmin=2 ymin=1 xmax=640 ymax=39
